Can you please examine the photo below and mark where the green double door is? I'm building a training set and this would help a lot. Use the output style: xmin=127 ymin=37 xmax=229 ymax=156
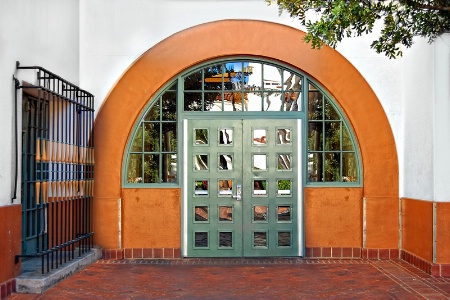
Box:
xmin=186 ymin=119 xmax=302 ymax=257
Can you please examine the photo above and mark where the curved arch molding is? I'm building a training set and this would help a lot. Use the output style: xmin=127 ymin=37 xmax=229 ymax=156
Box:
xmin=94 ymin=20 xmax=398 ymax=251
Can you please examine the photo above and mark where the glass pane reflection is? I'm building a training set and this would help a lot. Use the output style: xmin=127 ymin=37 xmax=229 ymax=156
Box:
xmin=277 ymin=206 xmax=291 ymax=221
xmin=253 ymin=232 xmax=267 ymax=247
xmin=253 ymin=154 xmax=267 ymax=170
xmin=218 ymin=129 xmax=233 ymax=145
xmin=253 ymin=206 xmax=268 ymax=221
xmin=195 ymin=206 xmax=208 ymax=222
xmin=253 ymin=129 xmax=267 ymax=145
xmin=219 ymin=232 xmax=233 ymax=248
xmin=127 ymin=154 xmax=142 ymax=183
xmin=277 ymin=154 xmax=291 ymax=170
xmin=277 ymin=129 xmax=291 ymax=145
xmin=194 ymin=180 xmax=208 ymax=196
xmin=219 ymin=179 xmax=232 ymax=196
xmin=194 ymin=154 xmax=208 ymax=171
xmin=195 ymin=232 xmax=208 ymax=248
xmin=219 ymin=154 xmax=233 ymax=170
xmin=195 ymin=129 xmax=208 ymax=145
xmin=253 ymin=180 xmax=267 ymax=196
xmin=277 ymin=179 xmax=291 ymax=196
xmin=278 ymin=232 xmax=291 ymax=247
xmin=219 ymin=206 xmax=233 ymax=222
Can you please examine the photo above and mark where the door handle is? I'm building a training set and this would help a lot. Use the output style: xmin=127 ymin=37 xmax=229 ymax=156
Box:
xmin=232 ymin=184 xmax=242 ymax=201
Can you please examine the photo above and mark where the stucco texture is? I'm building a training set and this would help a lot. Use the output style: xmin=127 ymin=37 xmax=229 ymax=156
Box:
xmin=94 ymin=20 xmax=398 ymax=250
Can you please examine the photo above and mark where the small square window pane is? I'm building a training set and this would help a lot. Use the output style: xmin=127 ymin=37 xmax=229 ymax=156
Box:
xmin=325 ymin=152 xmax=340 ymax=182
xmin=253 ymin=129 xmax=267 ymax=145
xmin=253 ymin=205 xmax=268 ymax=221
xmin=219 ymin=154 xmax=233 ymax=170
xmin=278 ymin=232 xmax=291 ymax=247
xmin=195 ymin=232 xmax=208 ymax=248
xmin=308 ymin=122 xmax=323 ymax=151
xmin=277 ymin=129 xmax=291 ymax=145
xmin=253 ymin=154 xmax=267 ymax=170
xmin=253 ymin=180 xmax=267 ymax=196
xmin=163 ymin=154 xmax=177 ymax=183
xmin=219 ymin=180 xmax=232 ymax=196
xmin=343 ymin=153 xmax=358 ymax=182
xmin=144 ymin=123 xmax=160 ymax=152
xmin=277 ymin=206 xmax=291 ymax=221
xmin=143 ymin=154 xmax=159 ymax=183
xmin=325 ymin=122 xmax=341 ymax=151
xmin=218 ymin=129 xmax=233 ymax=145
xmin=204 ymin=92 xmax=221 ymax=111
xmin=253 ymin=232 xmax=267 ymax=247
xmin=219 ymin=206 xmax=233 ymax=222
xmin=194 ymin=180 xmax=209 ymax=196
xmin=144 ymin=99 xmax=160 ymax=121
xmin=277 ymin=179 xmax=291 ymax=196
xmin=308 ymin=153 xmax=322 ymax=182
xmin=162 ymin=123 xmax=177 ymax=151
xmin=219 ymin=232 xmax=233 ymax=248
xmin=195 ymin=206 xmax=208 ymax=222
xmin=194 ymin=155 xmax=208 ymax=171
xmin=184 ymin=92 xmax=202 ymax=111
xmin=277 ymin=154 xmax=291 ymax=170
xmin=127 ymin=154 xmax=142 ymax=183
xmin=184 ymin=71 xmax=202 ymax=90
xmin=195 ymin=129 xmax=208 ymax=145
xmin=162 ymin=92 xmax=177 ymax=121
xmin=308 ymin=90 xmax=323 ymax=120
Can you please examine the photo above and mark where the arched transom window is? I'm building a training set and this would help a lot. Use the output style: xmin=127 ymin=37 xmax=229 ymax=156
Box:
xmin=124 ymin=59 xmax=361 ymax=186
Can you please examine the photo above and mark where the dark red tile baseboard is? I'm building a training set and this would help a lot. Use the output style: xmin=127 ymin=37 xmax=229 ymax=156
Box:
xmin=102 ymin=248 xmax=181 ymax=260
xmin=401 ymin=250 xmax=450 ymax=277
xmin=0 ymin=278 xmax=16 ymax=300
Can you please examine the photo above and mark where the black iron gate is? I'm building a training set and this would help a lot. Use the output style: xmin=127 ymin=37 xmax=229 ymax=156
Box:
xmin=14 ymin=62 xmax=95 ymax=273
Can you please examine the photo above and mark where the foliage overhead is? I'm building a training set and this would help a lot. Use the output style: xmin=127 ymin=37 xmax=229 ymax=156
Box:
xmin=267 ymin=0 xmax=450 ymax=58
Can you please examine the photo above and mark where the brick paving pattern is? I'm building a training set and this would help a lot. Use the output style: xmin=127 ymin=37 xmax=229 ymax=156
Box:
xmin=7 ymin=258 xmax=450 ymax=299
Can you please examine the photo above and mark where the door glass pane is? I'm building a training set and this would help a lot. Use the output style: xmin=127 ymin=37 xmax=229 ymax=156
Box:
xmin=277 ymin=206 xmax=291 ymax=221
xmin=194 ymin=180 xmax=208 ymax=196
xmin=278 ymin=232 xmax=291 ymax=247
xmin=195 ymin=206 xmax=209 ymax=222
xmin=219 ymin=154 xmax=233 ymax=170
xmin=253 ymin=129 xmax=267 ymax=145
xmin=253 ymin=232 xmax=267 ymax=247
xmin=219 ymin=179 xmax=232 ymax=196
xmin=194 ymin=154 xmax=208 ymax=171
xmin=195 ymin=232 xmax=208 ymax=248
xmin=195 ymin=129 xmax=208 ymax=145
xmin=253 ymin=180 xmax=267 ymax=196
xmin=219 ymin=206 xmax=233 ymax=222
xmin=253 ymin=154 xmax=267 ymax=170
xmin=218 ymin=129 xmax=233 ymax=145
xmin=219 ymin=232 xmax=233 ymax=248
xmin=253 ymin=205 xmax=268 ymax=222
xmin=277 ymin=179 xmax=291 ymax=196
xmin=277 ymin=154 xmax=291 ymax=170
xmin=277 ymin=128 xmax=291 ymax=145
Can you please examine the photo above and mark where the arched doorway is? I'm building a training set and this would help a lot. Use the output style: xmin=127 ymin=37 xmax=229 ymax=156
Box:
xmin=94 ymin=20 xmax=398 ymax=257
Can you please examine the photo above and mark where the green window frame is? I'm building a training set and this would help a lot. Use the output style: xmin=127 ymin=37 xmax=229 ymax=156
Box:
xmin=123 ymin=58 xmax=361 ymax=187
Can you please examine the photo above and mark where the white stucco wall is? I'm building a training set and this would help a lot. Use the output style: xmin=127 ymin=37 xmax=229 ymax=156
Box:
xmin=1 ymin=0 xmax=449 ymax=205
xmin=0 ymin=0 xmax=79 ymax=206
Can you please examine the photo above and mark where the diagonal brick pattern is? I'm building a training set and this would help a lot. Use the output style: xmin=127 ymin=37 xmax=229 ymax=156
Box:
xmin=7 ymin=259 xmax=450 ymax=299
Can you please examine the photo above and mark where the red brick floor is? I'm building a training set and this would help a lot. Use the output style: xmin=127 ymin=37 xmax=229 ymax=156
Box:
xmin=7 ymin=258 xmax=450 ymax=299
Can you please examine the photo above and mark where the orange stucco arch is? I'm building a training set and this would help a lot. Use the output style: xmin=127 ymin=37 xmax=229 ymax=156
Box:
xmin=94 ymin=20 xmax=398 ymax=250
